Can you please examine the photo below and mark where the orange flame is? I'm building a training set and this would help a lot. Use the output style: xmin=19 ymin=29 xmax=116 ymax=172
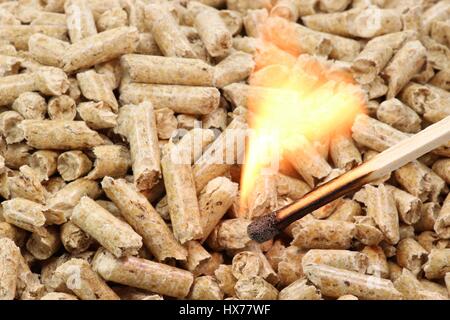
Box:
xmin=240 ymin=18 xmax=367 ymax=206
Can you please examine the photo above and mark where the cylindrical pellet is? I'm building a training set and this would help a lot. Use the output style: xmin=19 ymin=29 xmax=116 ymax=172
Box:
xmin=302 ymin=249 xmax=369 ymax=273
xmin=115 ymin=102 xmax=161 ymax=191
xmin=119 ymin=83 xmax=220 ymax=115
xmin=291 ymin=219 xmax=355 ymax=250
xmin=377 ymin=99 xmax=421 ymax=134
xmin=234 ymin=276 xmax=278 ymax=300
xmin=64 ymin=0 xmax=98 ymax=43
xmin=86 ymin=145 xmax=131 ymax=180
xmin=161 ymin=143 xmax=203 ymax=244
xmin=2 ymin=198 xmax=46 ymax=235
xmin=55 ymin=258 xmax=119 ymax=300
xmin=121 ymin=54 xmax=214 ymax=86
xmin=71 ymin=196 xmax=143 ymax=258
xmin=383 ymin=41 xmax=427 ymax=99
xmin=28 ymin=33 xmax=70 ymax=68
xmin=304 ymin=264 xmax=402 ymax=300
xmin=63 ymin=26 xmax=139 ymax=73
xmin=193 ymin=6 xmax=232 ymax=57
xmin=60 ymin=221 xmax=93 ymax=254
xmin=57 ymin=151 xmax=92 ymax=181
xmin=102 ymin=177 xmax=187 ymax=262
xmin=278 ymin=278 xmax=322 ymax=300
xmin=26 ymin=226 xmax=62 ymax=260
xmin=20 ymin=120 xmax=104 ymax=150
xmin=144 ymin=4 xmax=196 ymax=58
xmin=0 ymin=238 xmax=20 ymax=300
xmin=45 ymin=178 xmax=101 ymax=225
xmin=92 ymin=248 xmax=194 ymax=299
xmin=423 ymin=249 xmax=450 ymax=279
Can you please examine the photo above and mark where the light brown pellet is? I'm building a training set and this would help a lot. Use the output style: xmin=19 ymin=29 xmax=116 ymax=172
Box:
xmin=214 ymin=264 xmax=237 ymax=297
xmin=302 ymin=249 xmax=368 ymax=274
xmin=352 ymin=114 xmax=409 ymax=152
xmin=119 ymin=83 xmax=220 ymax=115
xmin=0 ymin=55 xmax=20 ymax=77
xmin=395 ymin=161 xmax=445 ymax=203
xmin=329 ymin=134 xmax=362 ymax=171
xmin=161 ymin=142 xmax=203 ymax=244
xmin=377 ymin=98 xmax=421 ymax=134
xmin=201 ymin=106 xmax=227 ymax=131
xmin=2 ymin=198 xmax=46 ymax=235
xmin=394 ymin=268 xmax=447 ymax=300
xmin=385 ymin=185 xmax=421 ymax=226
xmin=11 ymin=92 xmax=47 ymax=120
xmin=278 ymin=278 xmax=322 ymax=300
xmin=291 ymin=219 xmax=355 ymax=250
xmin=0 ymin=67 xmax=69 ymax=106
xmin=430 ymin=70 xmax=450 ymax=91
xmin=28 ymin=33 xmax=69 ymax=68
xmin=71 ymin=196 xmax=143 ymax=258
xmin=92 ymin=248 xmax=194 ymax=299
xmin=213 ymin=51 xmax=255 ymax=88
xmin=121 ymin=54 xmax=214 ymax=86
xmin=55 ymin=258 xmax=119 ymax=300
xmin=383 ymin=40 xmax=427 ymax=99
xmin=234 ymin=276 xmax=278 ymax=300
xmin=304 ymin=264 xmax=402 ymax=300
xmin=101 ymin=177 xmax=187 ymax=262
xmin=328 ymin=199 xmax=362 ymax=222
xmin=396 ymin=238 xmax=428 ymax=276
xmin=0 ymin=238 xmax=20 ymax=300
xmin=365 ymin=184 xmax=400 ymax=245
xmin=63 ymin=26 xmax=139 ymax=73
xmin=86 ymin=145 xmax=130 ymax=180
xmin=76 ymin=69 xmax=118 ymax=112
xmin=0 ymin=25 xmax=67 ymax=50
xmin=60 ymin=221 xmax=93 ymax=254
xmin=423 ymin=249 xmax=450 ymax=279
xmin=189 ymin=276 xmax=224 ymax=300
xmin=285 ymin=135 xmax=332 ymax=188
xmin=40 ymin=293 xmax=78 ymax=300
xmin=26 ymin=226 xmax=62 ymax=260
xmin=207 ymin=218 xmax=252 ymax=251
xmin=64 ymin=0 xmax=98 ymax=43
xmin=96 ymin=8 xmax=128 ymax=32
xmin=57 ymin=151 xmax=92 ymax=181
xmin=45 ymin=178 xmax=101 ymax=225
xmin=144 ymin=4 xmax=196 ymax=59
xmin=302 ymin=7 xmax=401 ymax=39
xmin=198 ymin=176 xmax=238 ymax=241
xmin=0 ymin=111 xmax=25 ymax=144
xmin=0 ymin=222 xmax=28 ymax=247
xmin=415 ymin=203 xmax=441 ymax=233
xmin=362 ymin=245 xmax=389 ymax=278
xmin=8 ymin=166 xmax=47 ymax=204
xmin=182 ymin=241 xmax=211 ymax=274
xmin=47 ymin=95 xmax=77 ymax=121
xmin=115 ymin=102 xmax=161 ymax=191
xmin=192 ymin=5 xmax=232 ymax=57
xmin=21 ymin=120 xmax=104 ymax=150
xmin=77 ymin=101 xmax=117 ymax=130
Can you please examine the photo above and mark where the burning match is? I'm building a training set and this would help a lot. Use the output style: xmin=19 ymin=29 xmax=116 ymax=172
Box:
xmin=248 ymin=115 xmax=450 ymax=243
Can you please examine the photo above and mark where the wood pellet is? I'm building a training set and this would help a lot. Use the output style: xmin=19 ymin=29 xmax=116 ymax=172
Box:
xmin=0 ymin=0 xmax=449 ymax=301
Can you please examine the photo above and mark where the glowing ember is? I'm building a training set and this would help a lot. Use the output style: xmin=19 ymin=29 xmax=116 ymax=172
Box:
xmin=240 ymin=18 xmax=367 ymax=209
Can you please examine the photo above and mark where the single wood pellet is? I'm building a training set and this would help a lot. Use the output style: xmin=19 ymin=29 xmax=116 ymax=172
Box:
xmin=0 ymin=0 xmax=448 ymax=301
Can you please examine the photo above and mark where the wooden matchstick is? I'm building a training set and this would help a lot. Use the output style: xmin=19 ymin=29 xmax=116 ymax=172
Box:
xmin=248 ymin=115 xmax=450 ymax=243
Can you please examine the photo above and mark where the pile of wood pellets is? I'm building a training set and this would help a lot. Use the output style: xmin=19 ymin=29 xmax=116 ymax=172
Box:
xmin=0 ymin=0 xmax=449 ymax=301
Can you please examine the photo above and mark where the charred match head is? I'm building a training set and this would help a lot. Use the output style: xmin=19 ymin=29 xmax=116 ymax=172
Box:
xmin=247 ymin=212 xmax=280 ymax=243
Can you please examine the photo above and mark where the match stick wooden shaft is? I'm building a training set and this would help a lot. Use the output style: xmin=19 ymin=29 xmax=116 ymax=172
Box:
xmin=249 ymin=116 xmax=450 ymax=241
